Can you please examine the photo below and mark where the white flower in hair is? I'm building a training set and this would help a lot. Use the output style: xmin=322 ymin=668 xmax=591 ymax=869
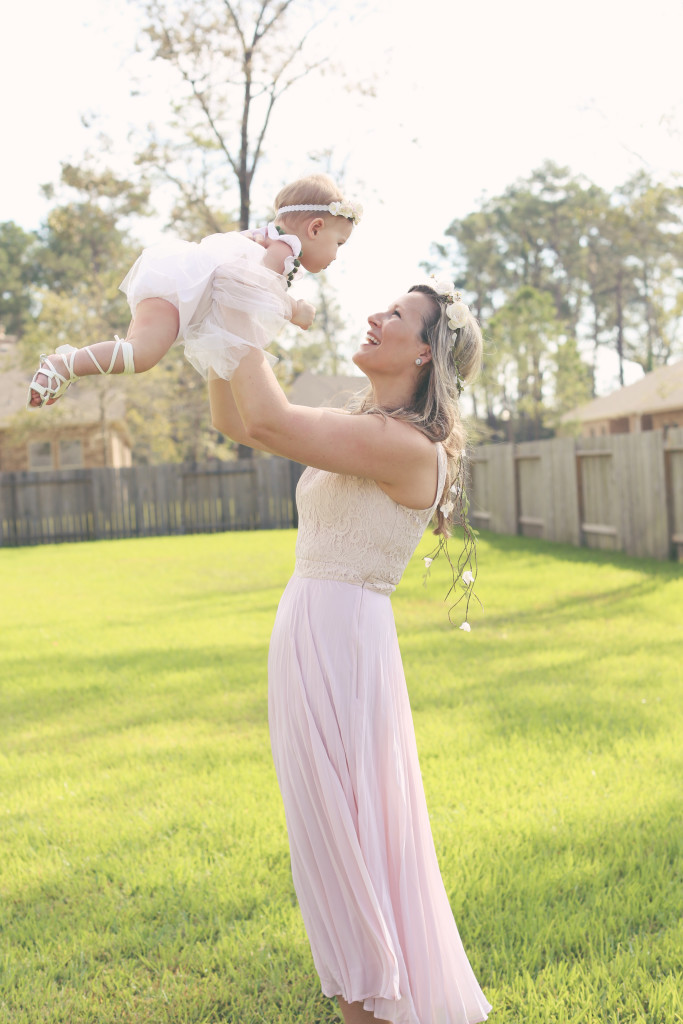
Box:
xmin=423 ymin=556 xmax=433 ymax=567
xmin=446 ymin=300 xmax=469 ymax=330
xmin=432 ymin=276 xmax=455 ymax=296
xmin=462 ymin=570 xmax=475 ymax=585
xmin=428 ymin=273 xmax=470 ymax=396
xmin=329 ymin=199 xmax=363 ymax=224
xmin=440 ymin=499 xmax=455 ymax=517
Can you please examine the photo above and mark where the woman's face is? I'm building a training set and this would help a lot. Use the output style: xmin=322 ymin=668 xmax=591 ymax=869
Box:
xmin=353 ymin=291 xmax=434 ymax=375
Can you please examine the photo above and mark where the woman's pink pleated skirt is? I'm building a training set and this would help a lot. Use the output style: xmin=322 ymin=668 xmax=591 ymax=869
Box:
xmin=268 ymin=576 xmax=491 ymax=1024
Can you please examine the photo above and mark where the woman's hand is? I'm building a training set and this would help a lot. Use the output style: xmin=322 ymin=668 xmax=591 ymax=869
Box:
xmin=241 ymin=228 xmax=268 ymax=247
xmin=290 ymin=299 xmax=316 ymax=330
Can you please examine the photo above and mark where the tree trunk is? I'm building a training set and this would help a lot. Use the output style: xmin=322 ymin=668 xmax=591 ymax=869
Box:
xmin=642 ymin=264 xmax=654 ymax=373
xmin=615 ymin=276 xmax=625 ymax=387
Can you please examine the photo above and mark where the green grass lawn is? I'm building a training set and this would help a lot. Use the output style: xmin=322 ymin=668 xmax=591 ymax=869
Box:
xmin=1 ymin=530 xmax=681 ymax=1024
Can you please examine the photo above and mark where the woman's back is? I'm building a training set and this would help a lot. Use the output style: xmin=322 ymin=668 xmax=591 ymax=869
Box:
xmin=294 ymin=443 xmax=445 ymax=596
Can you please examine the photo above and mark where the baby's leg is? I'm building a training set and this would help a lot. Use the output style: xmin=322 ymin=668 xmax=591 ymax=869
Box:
xmin=28 ymin=298 xmax=180 ymax=407
xmin=69 ymin=298 xmax=179 ymax=375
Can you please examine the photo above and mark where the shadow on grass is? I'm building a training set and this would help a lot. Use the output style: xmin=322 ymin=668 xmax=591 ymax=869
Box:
xmin=3 ymin=791 xmax=681 ymax=1021
xmin=407 ymin=631 xmax=676 ymax=748
xmin=448 ymin=793 xmax=683 ymax=976
xmin=2 ymin=640 xmax=270 ymax=754
xmin=477 ymin=529 xmax=683 ymax=578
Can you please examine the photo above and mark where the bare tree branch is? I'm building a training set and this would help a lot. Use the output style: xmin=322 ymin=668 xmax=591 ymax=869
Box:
xmin=132 ymin=0 xmax=351 ymax=229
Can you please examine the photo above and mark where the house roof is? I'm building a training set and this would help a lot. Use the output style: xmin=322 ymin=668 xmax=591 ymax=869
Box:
xmin=0 ymin=356 xmax=128 ymax=429
xmin=288 ymin=370 xmax=367 ymax=409
xmin=565 ymin=359 xmax=683 ymax=422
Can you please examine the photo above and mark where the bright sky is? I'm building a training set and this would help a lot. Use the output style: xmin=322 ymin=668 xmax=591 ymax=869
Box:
xmin=3 ymin=0 xmax=682 ymax=392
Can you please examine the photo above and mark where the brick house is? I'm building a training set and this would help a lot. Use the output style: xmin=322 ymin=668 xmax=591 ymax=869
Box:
xmin=0 ymin=334 xmax=132 ymax=472
xmin=564 ymin=359 xmax=683 ymax=438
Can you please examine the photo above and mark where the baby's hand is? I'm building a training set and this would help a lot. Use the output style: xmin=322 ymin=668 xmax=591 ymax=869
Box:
xmin=290 ymin=300 xmax=316 ymax=331
xmin=241 ymin=228 xmax=269 ymax=248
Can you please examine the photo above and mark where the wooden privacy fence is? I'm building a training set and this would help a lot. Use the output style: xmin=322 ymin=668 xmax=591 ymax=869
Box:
xmin=4 ymin=431 xmax=683 ymax=559
xmin=0 ymin=457 xmax=305 ymax=547
xmin=468 ymin=427 xmax=683 ymax=562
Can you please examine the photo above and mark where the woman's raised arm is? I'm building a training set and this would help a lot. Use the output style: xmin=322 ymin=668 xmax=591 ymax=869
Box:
xmin=211 ymin=348 xmax=438 ymax=509
xmin=208 ymin=370 xmax=276 ymax=454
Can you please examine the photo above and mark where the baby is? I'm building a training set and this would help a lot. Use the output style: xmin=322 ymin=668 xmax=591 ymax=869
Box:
xmin=28 ymin=173 xmax=361 ymax=407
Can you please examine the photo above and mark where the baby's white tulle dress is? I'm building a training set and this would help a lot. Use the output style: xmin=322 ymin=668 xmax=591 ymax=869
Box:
xmin=268 ymin=445 xmax=492 ymax=1024
xmin=119 ymin=224 xmax=302 ymax=380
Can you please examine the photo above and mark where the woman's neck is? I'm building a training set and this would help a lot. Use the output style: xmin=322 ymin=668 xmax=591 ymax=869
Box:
xmin=370 ymin=377 xmax=416 ymax=412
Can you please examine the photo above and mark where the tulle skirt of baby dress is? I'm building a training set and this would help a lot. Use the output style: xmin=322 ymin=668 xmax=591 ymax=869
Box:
xmin=119 ymin=231 xmax=292 ymax=380
xmin=268 ymin=577 xmax=492 ymax=1024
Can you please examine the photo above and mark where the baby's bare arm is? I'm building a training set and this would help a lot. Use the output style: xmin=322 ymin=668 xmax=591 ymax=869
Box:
xmin=244 ymin=232 xmax=314 ymax=329
xmin=261 ymin=239 xmax=293 ymax=276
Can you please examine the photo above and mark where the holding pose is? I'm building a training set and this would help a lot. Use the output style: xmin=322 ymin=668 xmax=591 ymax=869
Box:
xmin=27 ymin=174 xmax=360 ymax=408
xmin=209 ymin=259 xmax=491 ymax=1023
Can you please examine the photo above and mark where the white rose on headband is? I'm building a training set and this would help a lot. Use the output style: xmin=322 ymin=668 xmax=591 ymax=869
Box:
xmin=447 ymin=301 xmax=469 ymax=330
xmin=432 ymin=276 xmax=455 ymax=296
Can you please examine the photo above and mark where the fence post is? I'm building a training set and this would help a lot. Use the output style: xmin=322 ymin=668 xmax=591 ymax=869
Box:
xmin=0 ymin=436 xmax=679 ymax=559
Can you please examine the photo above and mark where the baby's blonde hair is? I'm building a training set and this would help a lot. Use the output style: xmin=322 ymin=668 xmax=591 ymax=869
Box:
xmin=273 ymin=174 xmax=346 ymax=232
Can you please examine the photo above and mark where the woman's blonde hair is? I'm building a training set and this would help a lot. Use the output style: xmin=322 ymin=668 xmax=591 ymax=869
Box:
xmin=273 ymin=174 xmax=345 ymax=231
xmin=350 ymin=284 xmax=483 ymax=538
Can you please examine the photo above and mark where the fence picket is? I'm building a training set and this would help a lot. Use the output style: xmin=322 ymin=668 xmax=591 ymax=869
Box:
xmin=0 ymin=457 xmax=299 ymax=547
xmin=468 ymin=430 xmax=682 ymax=562
xmin=2 ymin=433 xmax=683 ymax=562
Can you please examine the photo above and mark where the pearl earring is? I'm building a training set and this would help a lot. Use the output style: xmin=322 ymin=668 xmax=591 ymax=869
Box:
xmin=415 ymin=358 xmax=422 ymax=366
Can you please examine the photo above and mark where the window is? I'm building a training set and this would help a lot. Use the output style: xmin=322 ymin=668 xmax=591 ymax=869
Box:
xmin=59 ymin=439 xmax=84 ymax=468
xmin=28 ymin=441 xmax=54 ymax=471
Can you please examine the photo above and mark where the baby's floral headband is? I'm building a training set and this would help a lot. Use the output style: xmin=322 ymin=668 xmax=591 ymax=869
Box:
xmin=276 ymin=200 xmax=363 ymax=225
xmin=429 ymin=274 xmax=470 ymax=395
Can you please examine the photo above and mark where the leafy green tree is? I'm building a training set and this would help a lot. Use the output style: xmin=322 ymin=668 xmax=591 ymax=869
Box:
xmin=436 ymin=164 xmax=683 ymax=435
xmin=26 ymin=163 xmax=236 ymax=464
xmin=19 ymin=165 xmax=147 ymax=366
xmin=0 ymin=222 xmax=39 ymax=338
xmin=488 ymin=286 xmax=564 ymax=441
xmin=615 ymin=174 xmax=683 ymax=373
xmin=550 ymin=335 xmax=594 ymax=429
xmin=436 ymin=163 xmax=600 ymax=425
xmin=124 ymin=350 xmax=228 ymax=464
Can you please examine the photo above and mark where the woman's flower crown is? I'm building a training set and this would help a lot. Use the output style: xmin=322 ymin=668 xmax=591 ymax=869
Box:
xmin=429 ymin=275 xmax=470 ymax=395
xmin=276 ymin=200 xmax=363 ymax=225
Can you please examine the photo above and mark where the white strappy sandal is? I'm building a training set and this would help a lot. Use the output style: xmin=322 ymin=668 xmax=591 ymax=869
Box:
xmin=27 ymin=337 xmax=136 ymax=410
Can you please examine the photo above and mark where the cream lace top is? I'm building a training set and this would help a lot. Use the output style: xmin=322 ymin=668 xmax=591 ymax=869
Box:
xmin=294 ymin=444 xmax=446 ymax=596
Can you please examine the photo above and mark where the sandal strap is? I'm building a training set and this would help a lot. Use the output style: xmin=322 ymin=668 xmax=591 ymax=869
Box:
xmin=28 ymin=338 xmax=136 ymax=410
xmin=27 ymin=347 xmax=79 ymax=408
xmin=82 ymin=337 xmax=135 ymax=376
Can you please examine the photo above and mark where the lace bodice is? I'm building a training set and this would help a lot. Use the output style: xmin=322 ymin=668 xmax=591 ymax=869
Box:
xmin=294 ymin=444 xmax=446 ymax=596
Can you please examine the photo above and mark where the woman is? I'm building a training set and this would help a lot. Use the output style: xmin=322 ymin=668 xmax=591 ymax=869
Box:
xmin=209 ymin=281 xmax=492 ymax=1024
